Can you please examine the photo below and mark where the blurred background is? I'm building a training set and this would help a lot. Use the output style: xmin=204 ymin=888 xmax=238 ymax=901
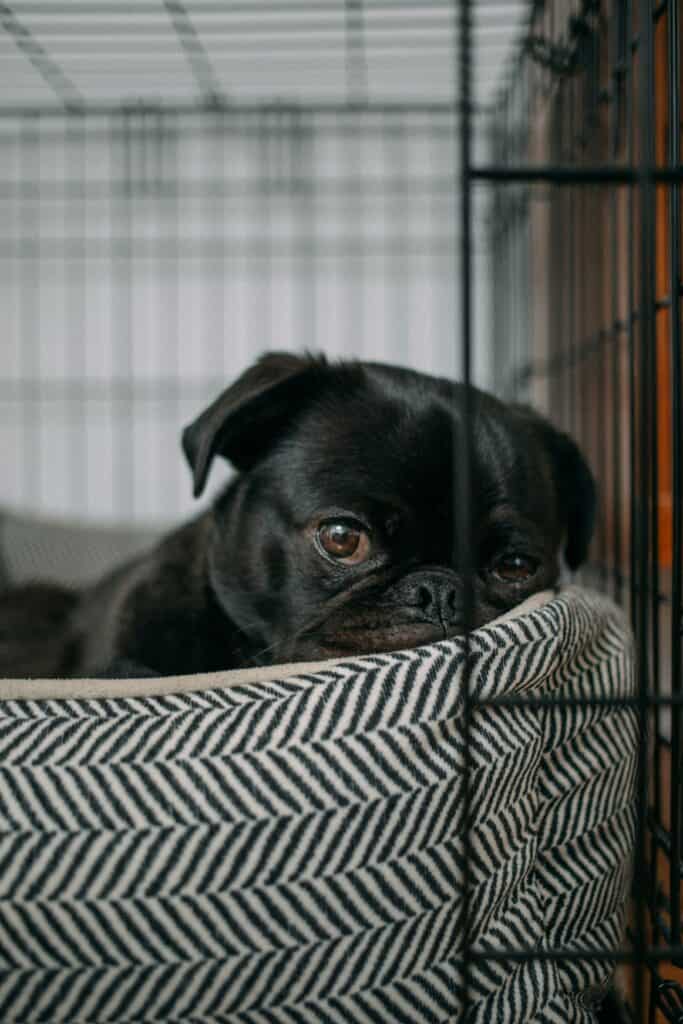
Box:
xmin=0 ymin=0 xmax=528 ymax=526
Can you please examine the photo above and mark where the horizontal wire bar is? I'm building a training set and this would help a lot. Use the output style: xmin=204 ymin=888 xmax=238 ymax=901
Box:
xmin=0 ymin=99 xmax=465 ymax=116
xmin=3 ymin=14 xmax=515 ymax=34
xmin=0 ymin=50 xmax=519 ymax=66
xmin=0 ymin=122 xmax=461 ymax=141
xmin=0 ymin=37 xmax=523 ymax=56
xmin=472 ymin=165 xmax=683 ymax=183
xmin=457 ymin=946 xmax=683 ymax=965
xmin=5 ymin=15 xmax=522 ymax=32
xmin=469 ymin=693 xmax=683 ymax=709
xmin=12 ymin=0 xmax=537 ymax=10
xmin=0 ymin=177 xmax=461 ymax=197
xmin=0 ymin=236 xmax=458 ymax=253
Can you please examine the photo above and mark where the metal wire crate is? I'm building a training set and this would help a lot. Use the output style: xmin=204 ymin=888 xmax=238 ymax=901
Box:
xmin=485 ymin=0 xmax=683 ymax=1018
xmin=0 ymin=0 xmax=681 ymax=1020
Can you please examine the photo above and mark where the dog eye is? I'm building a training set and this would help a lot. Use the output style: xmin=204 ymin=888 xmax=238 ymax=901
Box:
xmin=316 ymin=520 xmax=371 ymax=565
xmin=491 ymin=555 xmax=538 ymax=583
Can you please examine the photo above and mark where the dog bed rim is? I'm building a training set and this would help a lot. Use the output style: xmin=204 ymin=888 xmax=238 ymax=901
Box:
xmin=0 ymin=588 xmax=558 ymax=701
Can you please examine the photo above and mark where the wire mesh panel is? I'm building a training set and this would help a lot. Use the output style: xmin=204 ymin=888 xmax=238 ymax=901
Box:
xmin=0 ymin=0 xmax=531 ymax=524
xmin=485 ymin=0 xmax=683 ymax=1019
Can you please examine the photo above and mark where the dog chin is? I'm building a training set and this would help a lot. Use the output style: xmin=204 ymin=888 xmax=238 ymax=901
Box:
xmin=291 ymin=623 xmax=464 ymax=661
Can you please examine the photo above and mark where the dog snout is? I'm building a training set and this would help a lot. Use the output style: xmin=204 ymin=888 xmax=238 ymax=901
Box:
xmin=403 ymin=570 xmax=462 ymax=628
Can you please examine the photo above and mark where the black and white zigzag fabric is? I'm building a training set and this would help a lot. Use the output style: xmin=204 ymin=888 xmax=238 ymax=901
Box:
xmin=0 ymin=587 xmax=637 ymax=1023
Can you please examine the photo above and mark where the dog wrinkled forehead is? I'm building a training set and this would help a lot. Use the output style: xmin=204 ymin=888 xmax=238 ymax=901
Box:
xmin=283 ymin=388 xmax=455 ymax=488
xmin=268 ymin=367 xmax=539 ymax=523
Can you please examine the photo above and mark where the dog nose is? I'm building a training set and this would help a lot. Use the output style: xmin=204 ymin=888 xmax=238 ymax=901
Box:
xmin=407 ymin=570 xmax=462 ymax=627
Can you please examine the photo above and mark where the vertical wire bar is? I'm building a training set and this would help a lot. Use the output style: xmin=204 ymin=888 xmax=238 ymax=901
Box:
xmin=205 ymin=105 xmax=229 ymax=401
xmin=491 ymin=114 xmax=501 ymax=395
xmin=610 ymin=1 xmax=623 ymax=605
xmin=506 ymin=121 xmax=514 ymax=396
xmin=299 ymin=112 xmax=316 ymax=358
xmin=166 ymin=111 xmax=182 ymax=515
xmin=510 ymin=89 xmax=520 ymax=398
xmin=596 ymin=174 xmax=608 ymax=592
xmin=648 ymin=3 xmax=662 ymax=960
xmin=156 ymin=111 xmax=166 ymax=514
xmin=257 ymin=111 xmax=273 ymax=360
xmin=344 ymin=0 xmax=367 ymax=103
xmin=623 ymin=0 xmax=645 ymax=991
xmin=666 ymin=0 xmax=681 ymax=952
xmin=457 ymin=0 xmax=473 ymax=1013
xmin=203 ymin=110 xmax=215 ymax=425
xmin=577 ymin=148 xmax=588 ymax=583
xmin=3 ymin=126 xmax=15 ymax=506
xmin=627 ymin=0 xmax=638 ymax=631
xmin=553 ymin=87 xmax=565 ymax=431
xmin=291 ymin=110 xmax=303 ymax=361
xmin=523 ymin=67 xmax=531 ymax=406
xmin=489 ymin=110 xmax=501 ymax=396
xmin=113 ymin=112 xmax=135 ymax=521
xmin=381 ymin=111 xmax=391 ymax=366
xmin=567 ymin=82 xmax=576 ymax=441
xmin=217 ymin=108 xmax=229 ymax=382
xmin=506 ymin=93 xmax=516 ymax=397
xmin=636 ymin=0 xmax=655 ymax=1014
xmin=433 ymin=112 xmax=450 ymax=382
xmin=595 ymin=21 xmax=608 ymax=593
xmin=389 ymin=115 xmax=408 ymax=366
xmin=504 ymin=92 xmax=514 ymax=395
xmin=523 ymin=62 xmax=531 ymax=404
xmin=516 ymin=87 xmax=521 ymax=400
xmin=20 ymin=114 xmax=39 ymax=509
xmin=199 ymin=111 xmax=209 ymax=462
xmin=66 ymin=113 xmax=87 ymax=517
xmin=349 ymin=111 xmax=364 ymax=360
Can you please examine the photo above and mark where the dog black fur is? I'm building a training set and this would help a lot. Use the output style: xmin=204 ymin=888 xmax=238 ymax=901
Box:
xmin=0 ymin=352 xmax=595 ymax=678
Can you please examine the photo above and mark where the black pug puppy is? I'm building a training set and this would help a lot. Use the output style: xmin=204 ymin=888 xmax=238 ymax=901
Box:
xmin=0 ymin=352 xmax=595 ymax=678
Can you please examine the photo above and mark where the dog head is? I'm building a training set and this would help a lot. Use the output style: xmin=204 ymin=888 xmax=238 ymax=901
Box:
xmin=183 ymin=352 xmax=596 ymax=664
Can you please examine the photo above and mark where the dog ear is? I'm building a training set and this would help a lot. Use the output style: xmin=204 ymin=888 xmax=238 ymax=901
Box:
xmin=514 ymin=407 xmax=597 ymax=570
xmin=182 ymin=351 xmax=328 ymax=497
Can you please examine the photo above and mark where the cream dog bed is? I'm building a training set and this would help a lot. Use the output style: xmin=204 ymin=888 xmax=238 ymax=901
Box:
xmin=0 ymin=587 xmax=636 ymax=1023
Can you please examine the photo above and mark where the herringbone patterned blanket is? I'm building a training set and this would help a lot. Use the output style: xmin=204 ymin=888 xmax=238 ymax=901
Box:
xmin=0 ymin=587 xmax=636 ymax=1022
